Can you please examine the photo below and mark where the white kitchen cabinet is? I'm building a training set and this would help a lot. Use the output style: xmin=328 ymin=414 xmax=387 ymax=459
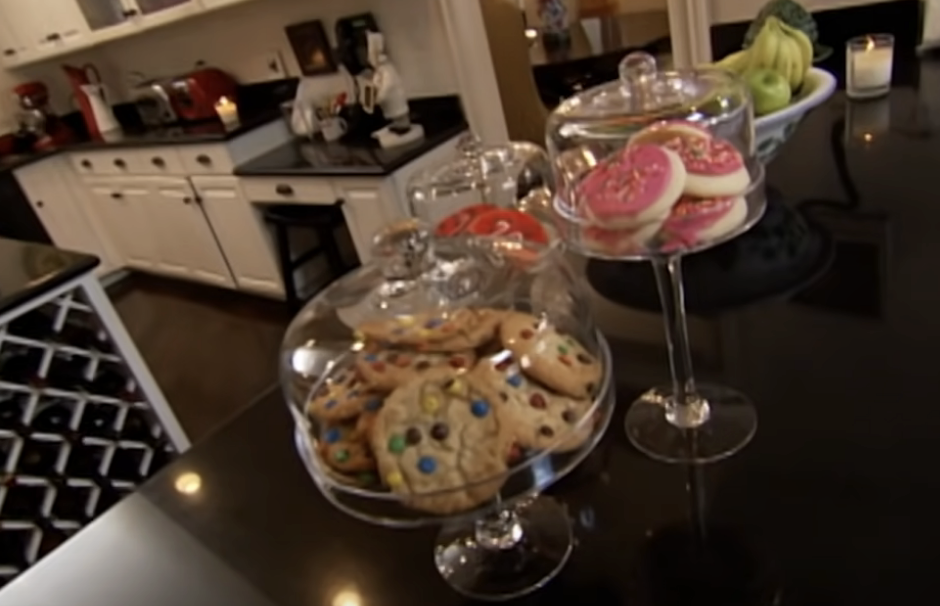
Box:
xmin=191 ymin=176 xmax=284 ymax=296
xmin=0 ymin=2 xmax=29 ymax=65
xmin=201 ymin=0 xmax=251 ymax=10
xmin=2 ymin=0 xmax=92 ymax=54
xmin=85 ymin=180 xmax=157 ymax=270
xmin=145 ymin=177 xmax=235 ymax=288
xmin=333 ymin=181 xmax=405 ymax=263
xmin=131 ymin=0 xmax=201 ymax=30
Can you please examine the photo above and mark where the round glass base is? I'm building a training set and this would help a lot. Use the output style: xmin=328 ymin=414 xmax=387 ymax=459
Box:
xmin=434 ymin=497 xmax=573 ymax=601
xmin=625 ymin=384 xmax=757 ymax=464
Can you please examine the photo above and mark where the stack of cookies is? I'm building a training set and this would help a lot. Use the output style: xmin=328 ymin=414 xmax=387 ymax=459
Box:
xmin=305 ymin=308 xmax=604 ymax=515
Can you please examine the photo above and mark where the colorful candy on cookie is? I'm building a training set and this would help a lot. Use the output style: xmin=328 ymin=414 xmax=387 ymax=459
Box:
xmin=575 ymin=144 xmax=686 ymax=229
xmin=631 ymin=121 xmax=749 ymax=198
xmin=659 ymin=195 xmax=747 ymax=251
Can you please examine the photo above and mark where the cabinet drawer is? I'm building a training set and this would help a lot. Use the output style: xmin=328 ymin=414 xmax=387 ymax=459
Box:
xmin=240 ymin=177 xmax=337 ymax=204
xmin=179 ymin=145 xmax=233 ymax=174
xmin=70 ymin=150 xmax=144 ymax=175
xmin=135 ymin=148 xmax=186 ymax=175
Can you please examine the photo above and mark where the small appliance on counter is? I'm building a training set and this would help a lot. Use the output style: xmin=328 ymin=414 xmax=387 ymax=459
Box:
xmin=166 ymin=67 xmax=238 ymax=122
xmin=361 ymin=31 xmax=424 ymax=148
xmin=129 ymin=73 xmax=177 ymax=127
xmin=12 ymin=81 xmax=75 ymax=150
xmin=63 ymin=64 xmax=122 ymax=141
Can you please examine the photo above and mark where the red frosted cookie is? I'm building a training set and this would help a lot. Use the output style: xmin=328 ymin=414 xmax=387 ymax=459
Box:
xmin=659 ymin=195 xmax=747 ymax=251
xmin=466 ymin=209 xmax=549 ymax=244
xmin=575 ymin=144 xmax=686 ymax=229
xmin=633 ymin=123 xmax=749 ymax=198
xmin=435 ymin=204 xmax=497 ymax=237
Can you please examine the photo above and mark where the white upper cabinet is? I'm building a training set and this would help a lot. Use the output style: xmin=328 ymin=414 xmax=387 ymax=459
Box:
xmin=0 ymin=3 xmax=28 ymax=64
xmin=130 ymin=0 xmax=201 ymax=29
xmin=2 ymin=0 xmax=91 ymax=53
xmin=201 ymin=0 xmax=250 ymax=10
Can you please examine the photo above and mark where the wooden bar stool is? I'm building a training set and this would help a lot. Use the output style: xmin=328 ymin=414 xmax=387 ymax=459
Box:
xmin=262 ymin=202 xmax=355 ymax=311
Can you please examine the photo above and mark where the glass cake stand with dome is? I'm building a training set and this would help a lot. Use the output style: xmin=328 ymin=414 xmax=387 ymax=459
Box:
xmin=546 ymin=52 xmax=767 ymax=464
xmin=280 ymin=220 xmax=616 ymax=601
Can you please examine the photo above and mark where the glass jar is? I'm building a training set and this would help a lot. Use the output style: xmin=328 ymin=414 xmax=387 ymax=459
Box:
xmin=406 ymin=135 xmax=554 ymax=239
xmin=279 ymin=220 xmax=614 ymax=524
xmin=546 ymin=52 xmax=765 ymax=259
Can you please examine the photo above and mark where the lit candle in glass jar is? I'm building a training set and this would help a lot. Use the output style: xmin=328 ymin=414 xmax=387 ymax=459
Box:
xmin=214 ymin=96 xmax=239 ymax=128
xmin=847 ymin=35 xmax=894 ymax=100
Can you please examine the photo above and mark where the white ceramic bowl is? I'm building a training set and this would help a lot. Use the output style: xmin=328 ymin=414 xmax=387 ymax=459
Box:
xmin=755 ymin=67 xmax=836 ymax=162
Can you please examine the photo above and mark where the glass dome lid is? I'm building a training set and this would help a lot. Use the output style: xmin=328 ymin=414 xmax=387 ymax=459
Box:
xmin=279 ymin=220 xmax=613 ymax=521
xmin=546 ymin=52 xmax=765 ymax=260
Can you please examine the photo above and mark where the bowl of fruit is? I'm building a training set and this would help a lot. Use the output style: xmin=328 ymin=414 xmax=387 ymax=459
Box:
xmin=714 ymin=9 xmax=836 ymax=162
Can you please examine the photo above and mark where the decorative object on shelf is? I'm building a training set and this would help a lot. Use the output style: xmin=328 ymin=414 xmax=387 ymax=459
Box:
xmin=281 ymin=218 xmax=614 ymax=600
xmin=362 ymin=31 xmax=424 ymax=148
xmin=846 ymin=34 xmax=894 ymax=100
xmin=285 ymin=19 xmax=337 ymax=76
xmin=537 ymin=0 xmax=571 ymax=48
xmin=214 ymin=96 xmax=239 ymax=129
xmin=0 ymin=275 xmax=184 ymax=588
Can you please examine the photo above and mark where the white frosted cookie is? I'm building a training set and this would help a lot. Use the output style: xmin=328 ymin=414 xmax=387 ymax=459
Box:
xmin=499 ymin=312 xmax=602 ymax=399
xmin=371 ymin=368 xmax=511 ymax=515
xmin=474 ymin=352 xmax=593 ymax=452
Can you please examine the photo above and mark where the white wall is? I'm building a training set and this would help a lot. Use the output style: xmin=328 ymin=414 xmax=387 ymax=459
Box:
xmin=710 ymin=0 xmax=902 ymax=25
xmin=0 ymin=0 xmax=457 ymax=129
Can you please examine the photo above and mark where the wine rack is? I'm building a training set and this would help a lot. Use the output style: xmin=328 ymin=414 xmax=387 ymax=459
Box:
xmin=0 ymin=283 xmax=178 ymax=588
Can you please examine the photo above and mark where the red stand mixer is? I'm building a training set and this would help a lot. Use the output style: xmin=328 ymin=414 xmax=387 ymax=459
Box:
xmin=13 ymin=81 xmax=74 ymax=151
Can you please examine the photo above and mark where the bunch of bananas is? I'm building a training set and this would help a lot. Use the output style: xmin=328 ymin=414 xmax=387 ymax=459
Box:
xmin=714 ymin=16 xmax=813 ymax=92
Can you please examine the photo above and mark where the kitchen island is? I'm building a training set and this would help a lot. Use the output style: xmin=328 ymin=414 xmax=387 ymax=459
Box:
xmin=0 ymin=238 xmax=186 ymax=586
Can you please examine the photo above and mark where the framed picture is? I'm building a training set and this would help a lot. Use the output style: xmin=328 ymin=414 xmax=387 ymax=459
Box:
xmin=285 ymin=19 xmax=337 ymax=76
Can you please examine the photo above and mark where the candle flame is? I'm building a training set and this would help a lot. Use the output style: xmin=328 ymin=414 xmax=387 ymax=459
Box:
xmin=865 ymin=37 xmax=875 ymax=52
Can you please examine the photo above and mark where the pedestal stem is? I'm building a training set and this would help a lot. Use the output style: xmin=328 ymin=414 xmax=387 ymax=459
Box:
xmin=475 ymin=507 xmax=524 ymax=550
xmin=651 ymin=256 xmax=709 ymax=428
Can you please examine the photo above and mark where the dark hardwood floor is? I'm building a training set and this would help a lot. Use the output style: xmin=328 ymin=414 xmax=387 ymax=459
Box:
xmin=108 ymin=273 xmax=292 ymax=444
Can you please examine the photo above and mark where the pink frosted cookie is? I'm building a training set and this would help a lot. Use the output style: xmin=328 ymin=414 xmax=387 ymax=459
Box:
xmin=663 ymin=136 xmax=749 ymax=198
xmin=575 ymin=144 xmax=686 ymax=229
xmin=581 ymin=220 xmax=665 ymax=256
xmin=660 ymin=195 xmax=747 ymax=251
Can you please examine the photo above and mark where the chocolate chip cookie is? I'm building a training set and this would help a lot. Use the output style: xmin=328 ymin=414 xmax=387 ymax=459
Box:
xmin=474 ymin=351 xmax=594 ymax=452
xmin=371 ymin=368 xmax=511 ymax=515
xmin=499 ymin=312 xmax=602 ymax=399
xmin=355 ymin=347 xmax=476 ymax=391
xmin=307 ymin=368 xmax=386 ymax=422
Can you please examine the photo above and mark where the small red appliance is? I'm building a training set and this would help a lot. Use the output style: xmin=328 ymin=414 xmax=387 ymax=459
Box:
xmin=166 ymin=68 xmax=238 ymax=122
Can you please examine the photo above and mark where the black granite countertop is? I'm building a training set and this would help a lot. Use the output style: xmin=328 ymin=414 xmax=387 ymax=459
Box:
xmin=0 ymin=238 xmax=98 ymax=317
xmin=4 ymin=3 xmax=937 ymax=604
xmin=233 ymin=96 xmax=467 ymax=177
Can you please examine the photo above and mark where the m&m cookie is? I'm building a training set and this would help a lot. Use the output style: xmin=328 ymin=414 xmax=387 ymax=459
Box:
xmin=355 ymin=347 xmax=477 ymax=390
xmin=371 ymin=368 xmax=511 ymax=514
xmin=498 ymin=312 xmax=601 ymax=400
xmin=575 ymin=144 xmax=686 ymax=229
xmin=473 ymin=352 xmax=593 ymax=452
xmin=307 ymin=369 xmax=386 ymax=422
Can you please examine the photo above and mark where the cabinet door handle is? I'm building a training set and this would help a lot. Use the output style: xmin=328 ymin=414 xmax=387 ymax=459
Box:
xmin=275 ymin=184 xmax=294 ymax=196
xmin=46 ymin=33 xmax=61 ymax=42
xmin=152 ymin=157 xmax=165 ymax=168
xmin=194 ymin=196 xmax=203 ymax=205
xmin=36 ymin=201 xmax=44 ymax=208
xmin=3 ymin=49 xmax=15 ymax=57
xmin=111 ymin=192 xmax=123 ymax=200
xmin=183 ymin=197 xmax=192 ymax=205
xmin=123 ymin=8 xmax=139 ymax=17
xmin=114 ymin=159 xmax=126 ymax=169
xmin=196 ymin=154 xmax=212 ymax=166
xmin=81 ymin=159 xmax=92 ymax=169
